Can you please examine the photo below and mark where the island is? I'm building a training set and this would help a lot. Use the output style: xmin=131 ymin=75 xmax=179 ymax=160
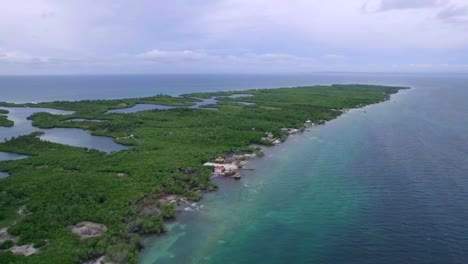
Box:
xmin=0 ymin=85 xmax=406 ymax=263
xmin=0 ymin=109 xmax=13 ymax=128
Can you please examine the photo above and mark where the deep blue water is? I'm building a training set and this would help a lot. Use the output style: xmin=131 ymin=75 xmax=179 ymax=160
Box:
xmin=0 ymin=73 xmax=465 ymax=103
xmin=0 ymin=73 xmax=467 ymax=263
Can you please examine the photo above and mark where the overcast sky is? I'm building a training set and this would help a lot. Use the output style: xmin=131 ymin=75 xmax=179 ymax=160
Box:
xmin=0 ymin=0 xmax=467 ymax=74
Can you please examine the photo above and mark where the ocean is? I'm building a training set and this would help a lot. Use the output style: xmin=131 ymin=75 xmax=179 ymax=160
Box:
xmin=0 ymin=73 xmax=463 ymax=103
xmin=1 ymin=73 xmax=467 ymax=264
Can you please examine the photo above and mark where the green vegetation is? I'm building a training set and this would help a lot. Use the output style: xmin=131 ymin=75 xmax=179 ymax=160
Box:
xmin=161 ymin=204 xmax=176 ymax=220
xmin=0 ymin=116 xmax=13 ymax=127
xmin=0 ymin=95 xmax=198 ymax=114
xmin=0 ymin=109 xmax=13 ymax=127
xmin=0 ymin=240 xmax=14 ymax=250
xmin=0 ymin=85 xmax=405 ymax=263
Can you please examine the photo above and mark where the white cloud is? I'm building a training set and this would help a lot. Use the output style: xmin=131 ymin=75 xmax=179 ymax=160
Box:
xmin=136 ymin=49 xmax=207 ymax=63
xmin=0 ymin=0 xmax=81 ymax=55
xmin=135 ymin=49 xmax=316 ymax=67
xmin=363 ymin=0 xmax=447 ymax=12
xmin=226 ymin=53 xmax=316 ymax=65
xmin=407 ymin=63 xmax=468 ymax=71
xmin=193 ymin=0 xmax=468 ymax=50
xmin=0 ymin=51 xmax=50 ymax=64
xmin=323 ymin=54 xmax=346 ymax=60
xmin=0 ymin=1 xmax=466 ymax=74
xmin=437 ymin=4 xmax=468 ymax=23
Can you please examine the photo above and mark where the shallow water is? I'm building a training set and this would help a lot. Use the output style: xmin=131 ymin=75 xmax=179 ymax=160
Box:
xmin=0 ymin=151 xmax=28 ymax=178
xmin=139 ymin=79 xmax=468 ymax=264
xmin=237 ymin=102 xmax=255 ymax=106
xmin=0 ymin=151 xmax=28 ymax=161
xmin=0 ymin=107 xmax=128 ymax=152
xmin=38 ymin=128 xmax=130 ymax=153
xmin=106 ymin=95 xmax=255 ymax=114
xmin=223 ymin=94 xmax=253 ymax=98
xmin=64 ymin=118 xmax=107 ymax=122
xmin=0 ymin=107 xmax=73 ymax=141
xmin=106 ymin=97 xmax=219 ymax=114
xmin=107 ymin=103 xmax=177 ymax=114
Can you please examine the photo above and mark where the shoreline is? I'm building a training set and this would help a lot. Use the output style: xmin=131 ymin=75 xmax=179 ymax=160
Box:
xmin=199 ymin=88 xmax=405 ymax=181
xmin=139 ymin=88 xmax=405 ymax=242
xmin=137 ymin=88 xmax=408 ymax=263
xmin=0 ymin=85 xmax=407 ymax=263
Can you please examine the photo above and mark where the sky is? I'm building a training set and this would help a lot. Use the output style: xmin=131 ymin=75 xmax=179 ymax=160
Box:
xmin=0 ymin=0 xmax=467 ymax=74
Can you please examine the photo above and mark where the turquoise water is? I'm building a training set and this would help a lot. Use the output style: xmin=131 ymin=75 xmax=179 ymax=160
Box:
xmin=139 ymin=83 xmax=468 ymax=263
xmin=0 ymin=73 xmax=467 ymax=263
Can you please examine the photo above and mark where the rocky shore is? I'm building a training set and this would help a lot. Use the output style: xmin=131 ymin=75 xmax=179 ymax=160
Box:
xmin=203 ymin=120 xmax=315 ymax=180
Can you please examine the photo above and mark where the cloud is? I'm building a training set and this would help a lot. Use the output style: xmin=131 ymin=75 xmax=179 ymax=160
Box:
xmin=196 ymin=0 xmax=468 ymax=51
xmin=135 ymin=49 xmax=316 ymax=67
xmin=0 ymin=51 xmax=50 ymax=64
xmin=437 ymin=5 xmax=468 ymax=23
xmin=407 ymin=63 xmax=468 ymax=71
xmin=0 ymin=1 xmax=467 ymax=74
xmin=363 ymin=0 xmax=447 ymax=12
xmin=380 ymin=0 xmax=446 ymax=10
xmin=227 ymin=53 xmax=316 ymax=65
xmin=135 ymin=49 xmax=207 ymax=63
xmin=323 ymin=54 xmax=346 ymax=60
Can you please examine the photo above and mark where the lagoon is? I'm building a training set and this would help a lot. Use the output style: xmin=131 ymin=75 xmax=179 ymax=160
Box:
xmin=0 ymin=151 xmax=28 ymax=161
xmin=38 ymin=128 xmax=130 ymax=153
xmin=0 ymin=107 xmax=129 ymax=152
xmin=106 ymin=97 xmax=219 ymax=114
xmin=0 ymin=151 xmax=28 ymax=178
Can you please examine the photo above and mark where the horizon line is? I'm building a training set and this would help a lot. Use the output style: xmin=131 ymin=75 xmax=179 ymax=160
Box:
xmin=0 ymin=71 xmax=467 ymax=77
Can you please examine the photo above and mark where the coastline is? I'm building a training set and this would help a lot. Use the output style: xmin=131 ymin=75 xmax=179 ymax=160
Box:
xmin=137 ymin=88 xmax=409 ymax=263
xmin=199 ymin=88 xmax=406 ymax=181
xmin=0 ymin=85 xmax=407 ymax=263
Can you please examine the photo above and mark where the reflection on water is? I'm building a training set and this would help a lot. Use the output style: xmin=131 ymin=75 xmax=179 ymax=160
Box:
xmin=0 ymin=107 xmax=73 ymax=141
xmin=0 ymin=151 xmax=28 ymax=179
xmin=106 ymin=95 xmax=253 ymax=114
xmin=39 ymin=128 xmax=130 ymax=152
xmin=0 ymin=151 xmax=28 ymax=161
xmin=107 ymin=103 xmax=177 ymax=114
xmin=0 ymin=107 xmax=128 ymax=152
xmin=106 ymin=97 xmax=219 ymax=114
xmin=64 ymin=118 xmax=108 ymax=122
xmin=225 ymin=94 xmax=253 ymax=98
